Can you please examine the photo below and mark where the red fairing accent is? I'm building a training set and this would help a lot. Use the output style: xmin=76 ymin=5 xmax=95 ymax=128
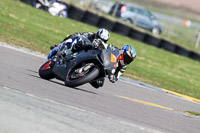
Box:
xmin=42 ymin=61 xmax=52 ymax=70
xmin=118 ymin=54 xmax=124 ymax=61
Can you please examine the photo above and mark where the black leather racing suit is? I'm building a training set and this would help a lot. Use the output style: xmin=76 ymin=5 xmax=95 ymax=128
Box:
xmin=63 ymin=32 xmax=96 ymax=43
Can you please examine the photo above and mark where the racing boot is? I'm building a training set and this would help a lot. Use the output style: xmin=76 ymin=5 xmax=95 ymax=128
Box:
xmin=90 ymin=78 xmax=105 ymax=89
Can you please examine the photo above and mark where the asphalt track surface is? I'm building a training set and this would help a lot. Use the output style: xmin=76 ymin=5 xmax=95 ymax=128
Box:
xmin=0 ymin=43 xmax=200 ymax=133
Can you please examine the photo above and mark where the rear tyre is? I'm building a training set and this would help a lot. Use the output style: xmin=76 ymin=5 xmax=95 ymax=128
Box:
xmin=65 ymin=67 xmax=99 ymax=88
xmin=39 ymin=60 xmax=54 ymax=80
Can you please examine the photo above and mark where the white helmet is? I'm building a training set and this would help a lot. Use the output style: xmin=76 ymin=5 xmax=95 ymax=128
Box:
xmin=96 ymin=28 xmax=110 ymax=43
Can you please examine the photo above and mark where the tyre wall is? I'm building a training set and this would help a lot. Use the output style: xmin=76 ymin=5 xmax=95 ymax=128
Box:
xmin=143 ymin=34 xmax=161 ymax=48
xmin=67 ymin=5 xmax=85 ymax=21
xmin=128 ymin=29 xmax=146 ymax=42
xmin=96 ymin=17 xmax=116 ymax=31
xmin=81 ymin=11 xmax=101 ymax=26
xmin=112 ymin=23 xmax=131 ymax=36
xmin=20 ymin=0 xmax=34 ymax=5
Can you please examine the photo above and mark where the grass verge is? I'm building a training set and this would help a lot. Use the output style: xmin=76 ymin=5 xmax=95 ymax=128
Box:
xmin=1 ymin=0 xmax=200 ymax=99
xmin=184 ymin=111 xmax=200 ymax=117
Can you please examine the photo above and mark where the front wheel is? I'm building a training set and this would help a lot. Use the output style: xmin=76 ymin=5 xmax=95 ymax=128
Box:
xmin=39 ymin=60 xmax=54 ymax=80
xmin=65 ymin=65 xmax=99 ymax=88
xmin=58 ymin=9 xmax=68 ymax=18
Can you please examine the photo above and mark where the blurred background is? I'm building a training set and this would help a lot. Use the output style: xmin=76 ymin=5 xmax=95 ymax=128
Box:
xmin=58 ymin=0 xmax=200 ymax=54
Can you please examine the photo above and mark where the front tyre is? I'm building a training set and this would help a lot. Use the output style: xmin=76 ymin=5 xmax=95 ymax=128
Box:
xmin=39 ymin=60 xmax=54 ymax=80
xmin=65 ymin=66 xmax=99 ymax=88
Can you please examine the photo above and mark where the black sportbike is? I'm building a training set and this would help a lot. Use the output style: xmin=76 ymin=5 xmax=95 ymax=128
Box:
xmin=39 ymin=36 xmax=120 ymax=88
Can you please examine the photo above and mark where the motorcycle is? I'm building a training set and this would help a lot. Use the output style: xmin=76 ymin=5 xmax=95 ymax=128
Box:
xmin=33 ymin=0 xmax=68 ymax=18
xmin=38 ymin=36 xmax=120 ymax=88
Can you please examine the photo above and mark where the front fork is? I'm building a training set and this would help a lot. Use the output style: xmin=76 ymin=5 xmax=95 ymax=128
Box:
xmin=47 ymin=46 xmax=58 ymax=61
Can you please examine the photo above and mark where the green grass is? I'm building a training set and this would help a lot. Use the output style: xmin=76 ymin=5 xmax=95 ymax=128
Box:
xmin=1 ymin=0 xmax=200 ymax=99
xmin=159 ymin=20 xmax=200 ymax=54
xmin=184 ymin=111 xmax=200 ymax=116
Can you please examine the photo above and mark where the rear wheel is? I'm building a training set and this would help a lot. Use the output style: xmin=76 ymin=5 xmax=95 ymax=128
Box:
xmin=65 ymin=63 xmax=99 ymax=87
xmin=39 ymin=60 xmax=54 ymax=80
xmin=124 ymin=19 xmax=133 ymax=24
xmin=152 ymin=26 xmax=160 ymax=34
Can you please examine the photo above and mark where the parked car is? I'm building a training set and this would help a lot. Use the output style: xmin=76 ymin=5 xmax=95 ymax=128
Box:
xmin=33 ymin=0 xmax=68 ymax=18
xmin=109 ymin=2 xmax=163 ymax=34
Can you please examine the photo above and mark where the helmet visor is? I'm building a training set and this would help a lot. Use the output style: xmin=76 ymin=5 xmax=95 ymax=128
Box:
xmin=123 ymin=51 xmax=134 ymax=65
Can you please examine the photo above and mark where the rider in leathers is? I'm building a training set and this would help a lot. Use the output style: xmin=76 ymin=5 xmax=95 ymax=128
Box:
xmin=49 ymin=28 xmax=136 ymax=88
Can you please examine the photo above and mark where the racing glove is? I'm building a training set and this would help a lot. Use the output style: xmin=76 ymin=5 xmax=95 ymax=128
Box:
xmin=92 ymin=39 xmax=105 ymax=49
xmin=108 ymin=65 xmax=127 ymax=83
